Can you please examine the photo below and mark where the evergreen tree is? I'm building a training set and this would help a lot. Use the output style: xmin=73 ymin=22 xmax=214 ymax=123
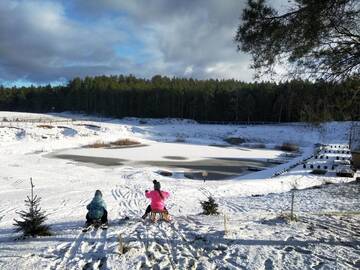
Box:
xmin=200 ymin=196 xmax=219 ymax=215
xmin=0 ymin=75 xmax=358 ymax=122
xmin=235 ymin=0 xmax=359 ymax=81
xmin=13 ymin=178 xmax=51 ymax=237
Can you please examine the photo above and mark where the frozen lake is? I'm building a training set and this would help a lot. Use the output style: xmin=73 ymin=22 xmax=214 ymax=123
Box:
xmin=48 ymin=142 xmax=283 ymax=180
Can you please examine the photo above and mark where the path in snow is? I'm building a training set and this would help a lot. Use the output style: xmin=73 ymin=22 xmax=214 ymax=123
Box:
xmin=39 ymin=182 xmax=360 ymax=270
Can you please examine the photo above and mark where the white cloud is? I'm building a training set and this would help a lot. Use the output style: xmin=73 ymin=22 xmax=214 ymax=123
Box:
xmin=0 ymin=0 xmax=132 ymax=82
xmin=184 ymin=65 xmax=193 ymax=76
xmin=0 ymin=0 xmax=256 ymax=83
xmin=205 ymin=61 xmax=253 ymax=81
xmin=109 ymin=0 xmax=254 ymax=80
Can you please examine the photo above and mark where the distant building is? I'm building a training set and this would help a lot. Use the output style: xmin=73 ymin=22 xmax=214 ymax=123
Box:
xmin=350 ymin=125 xmax=360 ymax=169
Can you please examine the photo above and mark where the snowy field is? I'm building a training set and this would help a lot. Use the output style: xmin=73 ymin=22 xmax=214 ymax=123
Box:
xmin=0 ymin=111 xmax=359 ymax=269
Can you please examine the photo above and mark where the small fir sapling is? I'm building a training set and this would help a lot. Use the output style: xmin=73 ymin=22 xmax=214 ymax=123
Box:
xmin=13 ymin=178 xmax=51 ymax=237
xmin=200 ymin=196 xmax=219 ymax=215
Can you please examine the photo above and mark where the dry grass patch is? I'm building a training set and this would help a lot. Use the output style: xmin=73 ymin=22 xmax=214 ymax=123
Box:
xmin=174 ymin=137 xmax=186 ymax=143
xmin=86 ymin=138 xmax=140 ymax=148
xmin=277 ymin=212 xmax=299 ymax=222
xmin=110 ymin=138 xmax=140 ymax=146
xmin=224 ymin=137 xmax=246 ymax=145
xmin=276 ymin=143 xmax=299 ymax=152
xmin=37 ymin=124 xmax=54 ymax=129
xmin=87 ymin=141 xmax=109 ymax=148
xmin=75 ymin=123 xmax=101 ymax=129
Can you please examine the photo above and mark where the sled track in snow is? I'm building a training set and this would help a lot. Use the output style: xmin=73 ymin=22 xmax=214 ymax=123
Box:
xmin=107 ymin=216 xmax=203 ymax=269
xmin=111 ymin=184 xmax=147 ymax=217
xmin=128 ymin=215 xmax=248 ymax=269
xmin=199 ymin=186 xmax=247 ymax=215
xmin=199 ymin=186 xmax=214 ymax=198
xmin=48 ymin=228 xmax=108 ymax=270
xmin=220 ymin=199 xmax=246 ymax=213
xmin=132 ymin=218 xmax=200 ymax=269
xmin=301 ymin=215 xmax=360 ymax=240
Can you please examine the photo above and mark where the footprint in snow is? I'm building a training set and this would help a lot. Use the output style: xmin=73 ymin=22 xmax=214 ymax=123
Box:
xmin=264 ymin=258 xmax=274 ymax=270
xmin=311 ymin=261 xmax=325 ymax=270
xmin=82 ymin=262 xmax=92 ymax=270
xmin=294 ymin=247 xmax=312 ymax=255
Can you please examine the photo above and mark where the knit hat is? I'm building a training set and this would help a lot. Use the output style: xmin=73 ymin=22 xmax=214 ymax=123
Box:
xmin=95 ymin=190 xmax=102 ymax=197
xmin=153 ymin=180 xmax=161 ymax=190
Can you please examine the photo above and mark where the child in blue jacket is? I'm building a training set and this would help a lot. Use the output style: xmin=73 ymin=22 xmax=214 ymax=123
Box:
xmin=85 ymin=190 xmax=108 ymax=226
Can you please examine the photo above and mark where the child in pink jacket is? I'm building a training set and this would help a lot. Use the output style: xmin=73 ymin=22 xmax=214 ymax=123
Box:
xmin=142 ymin=180 xmax=170 ymax=219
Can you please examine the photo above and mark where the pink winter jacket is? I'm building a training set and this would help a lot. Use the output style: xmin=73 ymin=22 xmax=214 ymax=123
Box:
xmin=145 ymin=190 xmax=170 ymax=211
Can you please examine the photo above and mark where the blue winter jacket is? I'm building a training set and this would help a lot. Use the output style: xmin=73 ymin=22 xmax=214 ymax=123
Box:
xmin=87 ymin=194 xmax=107 ymax=220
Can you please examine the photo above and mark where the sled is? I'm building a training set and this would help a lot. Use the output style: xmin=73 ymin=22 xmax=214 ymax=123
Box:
xmin=82 ymin=220 xmax=108 ymax=232
xmin=150 ymin=209 xmax=171 ymax=223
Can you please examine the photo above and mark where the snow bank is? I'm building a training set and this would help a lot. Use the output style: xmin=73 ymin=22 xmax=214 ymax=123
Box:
xmin=0 ymin=112 xmax=358 ymax=269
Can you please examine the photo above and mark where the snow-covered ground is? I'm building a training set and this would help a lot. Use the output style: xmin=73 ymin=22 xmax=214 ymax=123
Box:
xmin=0 ymin=111 xmax=359 ymax=270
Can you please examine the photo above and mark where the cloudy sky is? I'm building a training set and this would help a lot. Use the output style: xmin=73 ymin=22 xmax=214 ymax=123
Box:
xmin=0 ymin=0 xmax=268 ymax=86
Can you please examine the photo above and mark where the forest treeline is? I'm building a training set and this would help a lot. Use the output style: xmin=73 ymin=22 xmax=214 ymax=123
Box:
xmin=0 ymin=75 xmax=359 ymax=122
